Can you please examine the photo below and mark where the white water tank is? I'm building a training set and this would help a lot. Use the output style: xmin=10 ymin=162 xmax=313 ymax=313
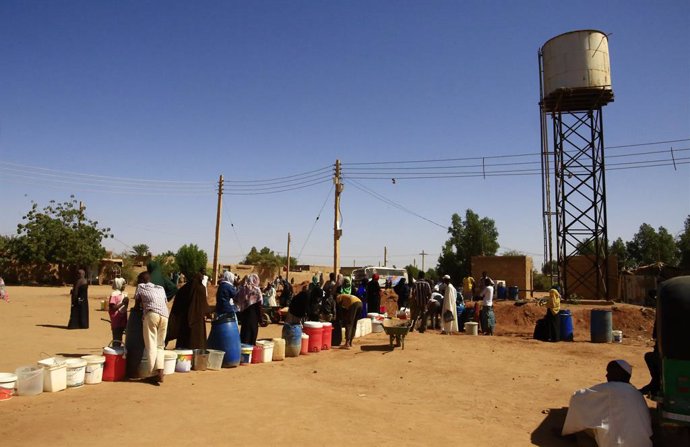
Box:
xmin=541 ymin=30 xmax=613 ymax=111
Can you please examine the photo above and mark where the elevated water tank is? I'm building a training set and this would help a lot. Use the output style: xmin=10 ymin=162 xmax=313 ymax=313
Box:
xmin=541 ymin=30 xmax=614 ymax=112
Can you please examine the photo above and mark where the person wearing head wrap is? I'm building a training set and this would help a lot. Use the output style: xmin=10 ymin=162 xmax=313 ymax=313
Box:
xmin=109 ymin=277 xmax=129 ymax=346
xmin=307 ymin=276 xmax=324 ymax=321
xmin=340 ymin=277 xmax=352 ymax=295
xmin=366 ymin=273 xmax=382 ymax=315
xmin=166 ymin=271 xmax=208 ymax=349
xmin=441 ymin=275 xmax=458 ymax=334
xmin=68 ymin=269 xmax=89 ymax=329
xmin=263 ymin=281 xmax=277 ymax=307
xmin=146 ymin=261 xmax=178 ymax=301
xmin=561 ymin=359 xmax=652 ymax=447
xmin=393 ymin=277 xmax=409 ymax=310
xmin=216 ymin=271 xmax=237 ymax=316
xmin=236 ymin=273 xmax=263 ymax=345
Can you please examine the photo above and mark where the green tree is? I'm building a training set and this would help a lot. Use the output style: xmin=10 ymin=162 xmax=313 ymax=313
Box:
xmin=175 ymin=244 xmax=208 ymax=278
xmin=677 ymin=216 xmax=690 ymax=270
xmin=404 ymin=264 xmax=419 ymax=282
xmin=626 ymin=223 xmax=678 ymax=267
xmin=153 ymin=253 xmax=178 ymax=277
xmin=11 ymin=197 xmax=112 ymax=277
xmin=502 ymin=249 xmax=524 ymax=256
xmin=242 ymin=246 xmax=297 ymax=270
xmin=609 ymin=237 xmax=630 ymax=271
xmin=131 ymin=244 xmax=150 ymax=257
xmin=436 ymin=209 xmax=499 ymax=280
xmin=541 ymin=260 xmax=558 ymax=275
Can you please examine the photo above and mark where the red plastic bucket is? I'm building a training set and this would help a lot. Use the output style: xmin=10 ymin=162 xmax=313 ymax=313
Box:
xmin=303 ymin=322 xmax=323 ymax=353
xmin=251 ymin=345 xmax=263 ymax=364
xmin=102 ymin=347 xmax=126 ymax=382
xmin=321 ymin=322 xmax=332 ymax=350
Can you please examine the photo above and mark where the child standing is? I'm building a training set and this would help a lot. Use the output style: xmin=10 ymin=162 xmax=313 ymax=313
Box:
xmin=109 ymin=277 xmax=129 ymax=346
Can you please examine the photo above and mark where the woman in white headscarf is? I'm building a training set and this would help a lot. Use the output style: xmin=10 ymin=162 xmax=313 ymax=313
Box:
xmin=216 ymin=271 xmax=237 ymax=316
xmin=236 ymin=273 xmax=263 ymax=345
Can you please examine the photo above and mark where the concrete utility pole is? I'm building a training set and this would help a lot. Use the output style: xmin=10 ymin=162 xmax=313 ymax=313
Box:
xmin=333 ymin=160 xmax=343 ymax=276
xmin=286 ymin=232 xmax=291 ymax=284
xmin=384 ymin=246 xmax=387 ymax=267
xmin=419 ymin=250 xmax=427 ymax=272
xmin=212 ymin=175 xmax=223 ymax=285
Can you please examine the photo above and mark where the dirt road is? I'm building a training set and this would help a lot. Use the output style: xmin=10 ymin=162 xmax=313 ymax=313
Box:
xmin=0 ymin=286 xmax=655 ymax=446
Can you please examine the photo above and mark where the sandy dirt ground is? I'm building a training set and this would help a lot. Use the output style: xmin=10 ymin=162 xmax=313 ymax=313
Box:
xmin=0 ymin=286 xmax=659 ymax=446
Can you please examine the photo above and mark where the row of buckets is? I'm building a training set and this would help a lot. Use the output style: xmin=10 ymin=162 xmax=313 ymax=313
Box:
xmin=0 ymin=355 xmax=107 ymax=400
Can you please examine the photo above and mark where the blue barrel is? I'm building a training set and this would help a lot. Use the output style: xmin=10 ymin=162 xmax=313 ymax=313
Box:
xmin=559 ymin=309 xmax=574 ymax=341
xmin=125 ymin=308 xmax=144 ymax=379
xmin=508 ymin=286 xmax=519 ymax=300
xmin=207 ymin=313 xmax=241 ymax=367
xmin=456 ymin=303 xmax=465 ymax=328
xmin=590 ymin=309 xmax=613 ymax=343
xmin=497 ymin=286 xmax=507 ymax=299
xmin=282 ymin=323 xmax=303 ymax=357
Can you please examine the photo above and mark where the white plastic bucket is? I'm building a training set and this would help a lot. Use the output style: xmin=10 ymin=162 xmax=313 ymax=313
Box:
xmin=362 ymin=318 xmax=372 ymax=335
xmin=163 ymin=351 xmax=177 ymax=375
xmin=0 ymin=372 xmax=17 ymax=390
xmin=303 ymin=321 xmax=323 ymax=329
xmin=612 ymin=330 xmax=623 ymax=343
xmin=15 ymin=366 xmax=43 ymax=396
xmin=65 ymin=358 xmax=87 ymax=387
xmin=271 ymin=338 xmax=285 ymax=361
xmin=372 ymin=321 xmax=383 ymax=333
xmin=81 ymin=355 xmax=106 ymax=385
xmin=464 ymin=322 xmax=479 ymax=336
xmin=37 ymin=357 xmax=67 ymax=392
xmin=206 ymin=349 xmax=224 ymax=370
xmin=175 ymin=349 xmax=193 ymax=373
xmin=256 ymin=340 xmax=274 ymax=363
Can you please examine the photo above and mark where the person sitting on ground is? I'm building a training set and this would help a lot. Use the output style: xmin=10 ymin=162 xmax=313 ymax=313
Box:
xmin=561 ymin=359 xmax=652 ymax=447
xmin=108 ymin=277 xmax=129 ymax=346
xmin=336 ymin=293 xmax=362 ymax=349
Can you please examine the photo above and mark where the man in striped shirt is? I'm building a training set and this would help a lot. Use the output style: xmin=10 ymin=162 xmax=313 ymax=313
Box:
xmin=135 ymin=271 xmax=169 ymax=385
xmin=411 ymin=271 xmax=432 ymax=333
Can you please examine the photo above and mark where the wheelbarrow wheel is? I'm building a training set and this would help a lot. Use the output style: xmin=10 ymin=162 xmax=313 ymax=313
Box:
xmin=260 ymin=312 xmax=271 ymax=327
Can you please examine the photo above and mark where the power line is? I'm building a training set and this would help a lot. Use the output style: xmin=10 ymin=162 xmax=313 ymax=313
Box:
xmin=296 ymin=183 xmax=334 ymax=262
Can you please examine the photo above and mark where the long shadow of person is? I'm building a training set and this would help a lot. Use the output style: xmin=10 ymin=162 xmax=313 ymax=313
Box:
xmin=35 ymin=324 xmax=70 ymax=330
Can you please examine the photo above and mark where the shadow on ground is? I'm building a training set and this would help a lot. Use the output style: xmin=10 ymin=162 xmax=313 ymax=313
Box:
xmin=531 ymin=407 xmax=580 ymax=447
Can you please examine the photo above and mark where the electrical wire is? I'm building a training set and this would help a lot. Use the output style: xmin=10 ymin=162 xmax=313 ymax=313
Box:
xmin=223 ymin=207 xmax=245 ymax=259
xmin=296 ymin=183 xmax=334 ymax=262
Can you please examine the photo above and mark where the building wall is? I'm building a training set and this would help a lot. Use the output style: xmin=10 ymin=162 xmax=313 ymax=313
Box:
xmin=564 ymin=255 xmax=619 ymax=300
xmin=471 ymin=256 xmax=534 ymax=299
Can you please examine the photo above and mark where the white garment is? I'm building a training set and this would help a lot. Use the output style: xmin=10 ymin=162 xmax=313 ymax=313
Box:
xmin=265 ymin=287 xmax=277 ymax=307
xmin=442 ymin=283 xmax=458 ymax=333
xmin=562 ymin=381 xmax=652 ymax=447
xmin=481 ymin=285 xmax=494 ymax=307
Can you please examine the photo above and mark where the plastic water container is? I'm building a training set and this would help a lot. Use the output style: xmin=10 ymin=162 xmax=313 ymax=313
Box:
xmin=193 ymin=349 xmax=209 ymax=371
xmin=282 ymin=323 xmax=302 ymax=358
xmin=240 ymin=344 xmax=253 ymax=365
xmin=362 ymin=318 xmax=372 ymax=335
xmin=355 ymin=320 xmax=363 ymax=338
xmin=37 ymin=357 xmax=67 ymax=392
xmin=559 ymin=309 xmax=574 ymax=341
xmin=272 ymin=338 xmax=286 ymax=361
xmin=163 ymin=351 xmax=177 ymax=375
xmin=300 ymin=334 xmax=309 ymax=355
xmin=508 ymin=286 xmax=519 ymax=300
xmin=321 ymin=322 xmax=333 ymax=350
xmin=464 ymin=322 xmax=479 ymax=336
xmin=251 ymin=345 xmax=263 ymax=364
xmin=303 ymin=322 xmax=323 ymax=353
xmin=102 ymin=346 xmax=126 ymax=381
xmin=256 ymin=340 xmax=274 ymax=363
xmin=65 ymin=358 xmax=87 ymax=388
xmin=367 ymin=313 xmax=380 ymax=319
xmin=0 ymin=372 xmax=17 ymax=391
xmin=138 ymin=355 xmax=152 ymax=379
xmin=81 ymin=355 xmax=106 ymax=385
xmin=206 ymin=349 xmax=225 ymax=370
xmin=590 ymin=309 xmax=613 ymax=343
xmin=207 ymin=313 xmax=241 ymax=368
xmin=16 ymin=366 xmax=43 ymax=396
xmin=372 ymin=321 xmax=383 ymax=333
xmin=175 ymin=349 xmax=193 ymax=372
xmin=612 ymin=330 xmax=623 ymax=343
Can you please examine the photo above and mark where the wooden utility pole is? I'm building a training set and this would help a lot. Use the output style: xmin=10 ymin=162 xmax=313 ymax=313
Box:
xmin=286 ymin=232 xmax=291 ymax=284
xmin=384 ymin=246 xmax=387 ymax=267
xmin=333 ymin=160 xmax=343 ymax=276
xmin=419 ymin=250 xmax=427 ymax=271
xmin=212 ymin=175 xmax=224 ymax=285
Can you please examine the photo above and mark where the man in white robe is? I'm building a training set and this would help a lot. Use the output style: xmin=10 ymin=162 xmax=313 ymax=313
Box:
xmin=562 ymin=359 xmax=653 ymax=447
xmin=441 ymin=275 xmax=458 ymax=334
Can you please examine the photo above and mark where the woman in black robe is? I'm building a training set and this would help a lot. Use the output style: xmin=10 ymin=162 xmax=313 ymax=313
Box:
xmin=166 ymin=272 xmax=208 ymax=349
xmin=68 ymin=269 xmax=89 ymax=329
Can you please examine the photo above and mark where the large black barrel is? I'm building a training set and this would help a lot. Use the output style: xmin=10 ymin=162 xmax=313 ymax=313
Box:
xmin=125 ymin=308 xmax=144 ymax=378
xmin=657 ymin=276 xmax=690 ymax=360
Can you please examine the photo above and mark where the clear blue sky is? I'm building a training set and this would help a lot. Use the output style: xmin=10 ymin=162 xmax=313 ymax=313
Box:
xmin=1 ymin=1 xmax=688 ymax=270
